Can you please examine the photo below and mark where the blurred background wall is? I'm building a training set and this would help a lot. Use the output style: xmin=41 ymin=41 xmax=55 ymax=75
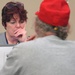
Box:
xmin=0 ymin=0 xmax=75 ymax=40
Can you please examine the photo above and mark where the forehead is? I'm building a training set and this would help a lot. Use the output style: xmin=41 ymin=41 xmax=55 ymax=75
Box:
xmin=13 ymin=14 xmax=20 ymax=20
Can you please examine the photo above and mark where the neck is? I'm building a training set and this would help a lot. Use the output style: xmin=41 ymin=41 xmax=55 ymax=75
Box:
xmin=36 ymin=32 xmax=55 ymax=38
xmin=6 ymin=32 xmax=18 ymax=44
xmin=45 ymin=32 xmax=55 ymax=36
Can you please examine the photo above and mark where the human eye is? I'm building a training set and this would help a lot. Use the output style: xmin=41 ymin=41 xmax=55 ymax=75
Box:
xmin=9 ymin=21 xmax=16 ymax=24
xmin=10 ymin=20 xmax=16 ymax=24
xmin=19 ymin=20 xmax=24 ymax=23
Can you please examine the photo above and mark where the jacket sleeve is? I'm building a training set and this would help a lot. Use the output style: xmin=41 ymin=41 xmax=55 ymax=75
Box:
xmin=0 ymin=46 xmax=22 ymax=75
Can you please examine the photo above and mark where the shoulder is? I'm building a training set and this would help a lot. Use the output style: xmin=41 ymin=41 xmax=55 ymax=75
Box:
xmin=0 ymin=32 xmax=5 ymax=37
xmin=11 ymin=38 xmax=45 ymax=53
xmin=0 ymin=32 xmax=7 ymax=45
xmin=0 ymin=32 xmax=6 ymax=40
xmin=65 ymin=40 xmax=75 ymax=47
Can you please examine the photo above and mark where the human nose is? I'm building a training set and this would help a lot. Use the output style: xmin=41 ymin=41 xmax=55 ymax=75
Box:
xmin=16 ymin=23 xmax=20 ymax=28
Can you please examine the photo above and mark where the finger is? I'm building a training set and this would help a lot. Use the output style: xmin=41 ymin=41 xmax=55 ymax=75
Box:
xmin=27 ymin=35 xmax=36 ymax=41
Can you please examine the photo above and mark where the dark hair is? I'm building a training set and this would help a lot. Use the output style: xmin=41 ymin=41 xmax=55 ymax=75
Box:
xmin=2 ymin=1 xmax=28 ymax=27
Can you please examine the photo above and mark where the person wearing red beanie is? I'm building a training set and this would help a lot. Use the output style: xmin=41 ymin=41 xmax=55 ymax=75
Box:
xmin=35 ymin=0 xmax=70 ymax=40
xmin=0 ymin=0 xmax=75 ymax=75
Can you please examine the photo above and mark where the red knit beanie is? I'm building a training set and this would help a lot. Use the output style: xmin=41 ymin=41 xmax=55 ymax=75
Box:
xmin=35 ymin=0 xmax=70 ymax=26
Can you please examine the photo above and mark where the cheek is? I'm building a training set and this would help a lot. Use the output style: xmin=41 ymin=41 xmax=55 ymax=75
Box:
xmin=22 ymin=25 xmax=25 ymax=28
xmin=7 ymin=28 xmax=13 ymax=33
xmin=21 ymin=23 xmax=26 ymax=28
xmin=6 ymin=26 xmax=15 ymax=33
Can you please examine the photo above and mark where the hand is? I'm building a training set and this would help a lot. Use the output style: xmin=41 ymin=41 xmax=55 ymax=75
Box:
xmin=26 ymin=34 xmax=36 ymax=41
xmin=14 ymin=28 xmax=27 ymax=42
